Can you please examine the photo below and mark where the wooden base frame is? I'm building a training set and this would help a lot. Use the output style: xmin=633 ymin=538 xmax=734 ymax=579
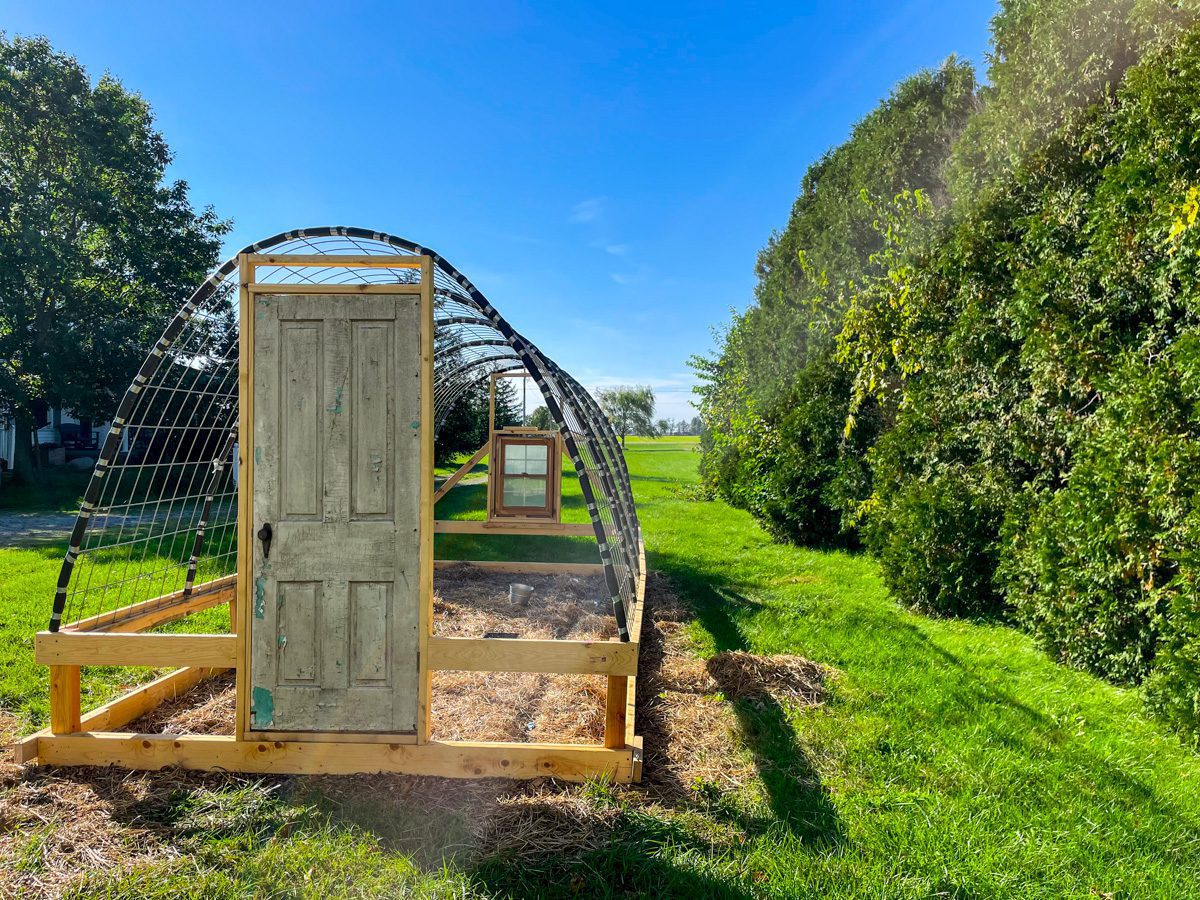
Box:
xmin=21 ymin=556 xmax=645 ymax=782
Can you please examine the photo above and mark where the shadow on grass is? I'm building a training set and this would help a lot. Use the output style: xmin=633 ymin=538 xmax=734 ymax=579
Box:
xmin=638 ymin=553 xmax=845 ymax=850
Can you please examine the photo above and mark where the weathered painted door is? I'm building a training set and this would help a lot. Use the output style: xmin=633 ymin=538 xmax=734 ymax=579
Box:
xmin=249 ymin=292 xmax=423 ymax=733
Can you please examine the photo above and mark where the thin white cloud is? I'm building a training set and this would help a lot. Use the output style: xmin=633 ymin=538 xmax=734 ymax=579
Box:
xmin=604 ymin=243 xmax=628 ymax=256
xmin=569 ymin=198 xmax=604 ymax=224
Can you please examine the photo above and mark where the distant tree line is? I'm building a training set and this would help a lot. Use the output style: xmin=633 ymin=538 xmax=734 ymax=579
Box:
xmin=692 ymin=0 xmax=1200 ymax=740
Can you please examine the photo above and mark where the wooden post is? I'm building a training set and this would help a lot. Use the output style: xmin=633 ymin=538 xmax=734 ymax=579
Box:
xmin=604 ymin=675 xmax=628 ymax=749
xmin=234 ymin=252 xmax=253 ymax=740
xmin=49 ymin=665 xmax=81 ymax=735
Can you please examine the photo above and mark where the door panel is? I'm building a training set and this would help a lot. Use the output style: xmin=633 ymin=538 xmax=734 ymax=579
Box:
xmin=250 ymin=293 xmax=422 ymax=734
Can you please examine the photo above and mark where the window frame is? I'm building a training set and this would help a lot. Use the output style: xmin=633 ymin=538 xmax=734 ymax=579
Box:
xmin=488 ymin=431 xmax=561 ymax=521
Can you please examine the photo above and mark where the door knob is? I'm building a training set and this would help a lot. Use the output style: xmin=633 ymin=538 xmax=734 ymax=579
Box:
xmin=257 ymin=522 xmax=273 ymax=560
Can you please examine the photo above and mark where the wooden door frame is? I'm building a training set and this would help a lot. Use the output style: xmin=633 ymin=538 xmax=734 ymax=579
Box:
xmin=235 ymin=254 xmax=435 ymax=743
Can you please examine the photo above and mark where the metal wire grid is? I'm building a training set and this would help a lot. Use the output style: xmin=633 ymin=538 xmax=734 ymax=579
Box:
xmin=49 ymin=227 xmax=642 ymax=640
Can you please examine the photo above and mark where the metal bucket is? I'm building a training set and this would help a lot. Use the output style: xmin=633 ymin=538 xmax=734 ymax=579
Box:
xmin=509 ymin=583 xmax=535 ymax=608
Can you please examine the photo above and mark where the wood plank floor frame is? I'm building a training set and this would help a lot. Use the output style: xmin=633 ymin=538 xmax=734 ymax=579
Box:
xmin=36 ymin=733 xmax=636 ymax=783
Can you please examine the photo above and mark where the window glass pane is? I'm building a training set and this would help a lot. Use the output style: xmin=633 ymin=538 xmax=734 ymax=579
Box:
xmin=503 ymin=479 xmax=522 ymax=506
xmin=525 ymin=444 xmax=548 ymax=475
xmin=502 ymin=476 xmax=548 ymax=508
xmin=503 ymin=443 xmax=526 ymax=474
xmin=524 ymin=479 xmax=547 ymax=507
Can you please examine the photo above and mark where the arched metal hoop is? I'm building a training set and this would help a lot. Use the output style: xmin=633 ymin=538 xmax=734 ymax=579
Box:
xmin=49 ymin=226 xmax=641 ymax=639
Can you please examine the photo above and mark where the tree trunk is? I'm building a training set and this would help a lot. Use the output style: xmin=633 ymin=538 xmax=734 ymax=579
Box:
xmin=11 ymin=415 xmax=36 ymax=482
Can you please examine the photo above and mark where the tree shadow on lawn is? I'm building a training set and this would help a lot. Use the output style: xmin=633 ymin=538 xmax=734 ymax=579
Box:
xmin=643 ymin=551 xmax=845 ymax=850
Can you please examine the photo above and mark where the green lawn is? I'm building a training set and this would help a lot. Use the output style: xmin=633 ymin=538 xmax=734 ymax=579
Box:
xmin=3 ymin=435 xmax=1200 ymax=898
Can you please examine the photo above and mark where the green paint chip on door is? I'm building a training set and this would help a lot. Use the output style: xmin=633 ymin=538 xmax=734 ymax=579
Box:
xmin=251 ymin=686 xmax=275 ymax=728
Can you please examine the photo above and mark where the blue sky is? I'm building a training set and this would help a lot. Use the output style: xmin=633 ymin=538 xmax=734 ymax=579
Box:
xmin=3 ymin=1 xmax=995 ymax=420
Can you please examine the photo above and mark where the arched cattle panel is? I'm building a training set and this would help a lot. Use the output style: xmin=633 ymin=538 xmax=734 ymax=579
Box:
xmin=48 ymin=227 xmax=641 ymax=641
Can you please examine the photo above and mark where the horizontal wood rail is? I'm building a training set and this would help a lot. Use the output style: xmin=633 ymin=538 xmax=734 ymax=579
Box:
xmin=248 ymin=283 xmax=423 ymax=295
xmin=63 ymin=575 xmax=236 ymax=634
xmin=434 ymin=520 xmax=593 ymax=536
xmin=36 ymin=733 xmax=637 ymax=782
xmin=428 ymin=636 xmax=638 ymax=676
xmin=35 ymin=633 xmax=237 ymax=668
xmin=432 ymin=559 xmax=603 ymax=575
xmin=12 ymin=666 xmax=225 ymax=762
xmin=245 ymin=253 xmax=424 ymax=269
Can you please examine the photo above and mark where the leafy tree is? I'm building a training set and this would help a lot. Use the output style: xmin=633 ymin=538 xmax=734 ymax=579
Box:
xmin=493 ymin=378 xmax=523 ymax=430
xmin=527 ymin=405 xmax=554 ymax=431
xmin=597 ymin=385 xmax=655 ymax=446
xmin=693 ymin=0 xmax=1200 ymax=739
xmin=655 ymin=418 xmax=671 ymax=437
xmin=692 ymin=58 xmax=977 ymax=546
xmin=0 ymin=35 xmax=228 ymax=478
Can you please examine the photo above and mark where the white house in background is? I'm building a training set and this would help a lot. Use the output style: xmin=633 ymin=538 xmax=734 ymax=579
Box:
xmin=0 ymin=406 xmax=116 ymax=470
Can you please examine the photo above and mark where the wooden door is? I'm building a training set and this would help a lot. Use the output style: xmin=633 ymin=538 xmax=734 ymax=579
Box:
xmin=248 ymin=292 xmax=424 ymax=734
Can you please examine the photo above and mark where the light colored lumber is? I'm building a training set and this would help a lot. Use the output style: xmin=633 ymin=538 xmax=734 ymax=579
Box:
xmin=433 ymin=442 xmax=489 ymax=504
xmin=427 ymin=636 xmax=638 ymax=675
xmin=625 ymin=536 xmax=649 ymax=747
xmin=12 ymin=666 xmax=225 ymax=764
xmin=62 ymin=575 xmax=236 ymax=634
xmin=432 ymin=559 xmax=603 ymax=575
xmin=235 ymin=253 xmax=253 ymax=741
xmin=37 ymin=733 xmax=636 ymax=783
xmin=433 ymin=520 xmax=593 ymax=536
xmin=36 ymin=633 xmax=236 ymax=668
xmin=418 ymin=256 xmax=435 ymax=745
xmin=49 ymin=666 xmax=80 ymax=735
xmin=245 ymin=253 xmax=423 ymax=269
xmin=605 ymin=674 xmax=628 ymax=749
xmin=248 ymin=283 xmax=423 ymax=295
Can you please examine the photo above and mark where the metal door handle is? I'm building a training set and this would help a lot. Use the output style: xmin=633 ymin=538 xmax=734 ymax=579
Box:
xmin=257 ymin=522 xmax=273 ymax=560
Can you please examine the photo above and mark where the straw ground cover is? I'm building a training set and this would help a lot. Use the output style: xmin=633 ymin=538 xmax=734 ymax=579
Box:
xmin=0 ymin=437 xmax=1199 ymax=898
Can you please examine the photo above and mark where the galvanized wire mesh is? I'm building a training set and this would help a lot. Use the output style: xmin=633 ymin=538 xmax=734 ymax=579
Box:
xmin=49 ymin=227 xmax=642 ymax=638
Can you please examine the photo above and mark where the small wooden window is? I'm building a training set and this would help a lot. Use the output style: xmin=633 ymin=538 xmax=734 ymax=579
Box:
xmin=490 ymin=432 xmax=559 ymax=520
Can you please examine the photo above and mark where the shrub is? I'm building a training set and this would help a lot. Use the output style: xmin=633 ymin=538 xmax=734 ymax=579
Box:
xmin=867 ymin=467 xmax=1005 ymax=617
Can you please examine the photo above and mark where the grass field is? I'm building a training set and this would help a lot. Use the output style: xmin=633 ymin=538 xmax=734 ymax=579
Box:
xmin=3 ymin=436 xmax=1200 ymax=897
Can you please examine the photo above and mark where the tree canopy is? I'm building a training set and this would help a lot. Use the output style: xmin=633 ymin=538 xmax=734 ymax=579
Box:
xmin=0 ymin=35 xmax=228 ymax=476
xmin=597 ymin=385 xmax=656 ymax=446
xmin=693 ymin=0 xmax=1200 ymax=740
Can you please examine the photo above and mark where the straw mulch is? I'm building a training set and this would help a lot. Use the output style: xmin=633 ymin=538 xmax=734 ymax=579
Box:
xmin=0 ymin=571 xmax=833 ymax=895
xmin=430 ymin=565 xmax=614 ymax=744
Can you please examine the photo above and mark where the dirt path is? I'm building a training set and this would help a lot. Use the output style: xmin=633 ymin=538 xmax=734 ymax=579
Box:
xmin=0 ymin=512 xmax=76 ymax=549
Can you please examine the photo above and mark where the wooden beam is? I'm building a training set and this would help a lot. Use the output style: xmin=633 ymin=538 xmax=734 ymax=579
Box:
xmin=433 ymin=442 xmax=490 ymax=504
xmin=62 ymin=575 xmax=236 ymax=634
xmin=49 ymin=666 xmax=80 ymax=736
xmin=433 ymin=559 xmax=603 ymax=575
xmin=36 ymin=733 xmax=636 ymax=783
xmin=605 ymin=675 xmax=628 ymax=749
xmin=35 ymin=633 xmax=236 ymax=668
xmin=248 ymin=283 xmax=423 ymax=295
xmin=245 ymin=253 xmax=424 ymax=269
xmin=626 ymin=537 xmax=649 ymax=748
xmin=236 ymin=252 xmax=253 ymax=742
xmin=418 ymin=254 xmax=435 ymax=746
xmin=434 ymin=520 xmax=593 ymax=536
xmin=427 ymin=636 xmax=638 ymax=676
xmin=12 ymin=666 xmax=225 ymax=764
